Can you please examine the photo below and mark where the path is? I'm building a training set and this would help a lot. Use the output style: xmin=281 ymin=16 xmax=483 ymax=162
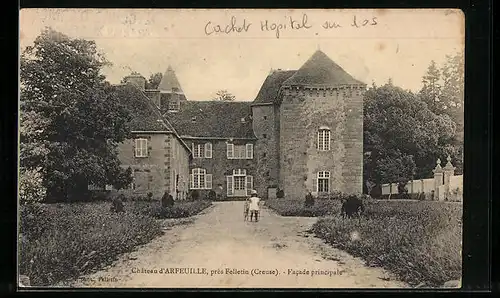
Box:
xmin=58 ymin=202 xmax=409 ymax=288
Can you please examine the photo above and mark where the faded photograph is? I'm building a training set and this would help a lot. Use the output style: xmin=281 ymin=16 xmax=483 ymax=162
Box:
xmin=18 ymin=9 xmax=464 ymax=289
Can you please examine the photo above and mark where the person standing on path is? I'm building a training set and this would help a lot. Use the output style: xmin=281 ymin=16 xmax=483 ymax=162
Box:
xmin=247 ymin=190 xmax=261 ymax=222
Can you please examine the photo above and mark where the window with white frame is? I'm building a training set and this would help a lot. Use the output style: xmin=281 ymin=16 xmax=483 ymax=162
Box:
xmin=204 ymin=143 xmax=212 ymax=158
xmin=135 ymin=138 xmax=148 ymax=157
xmin=226 ymin=169 xmax=253 ymax=196
xmin=168 ymin=100 xmax=179 ymax=112
xmin=190 ymin=168 xmax=212 ymax=189
xmin=317 ymin=171 xmax=330 ymax=193
xmin=192 ymin=143 xmax=212 ymax=158
xmin=227 ymin=143 xmax=253 ymax=159
xmin=317 ymin=128 xmax=331 ymax=151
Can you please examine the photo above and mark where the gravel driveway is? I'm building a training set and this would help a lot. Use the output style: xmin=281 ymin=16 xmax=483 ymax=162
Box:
xmin=57 ymin=201 xmax=408 ymax=288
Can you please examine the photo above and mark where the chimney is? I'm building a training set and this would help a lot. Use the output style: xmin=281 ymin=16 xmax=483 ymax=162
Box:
xmin=124 ymin=74 xmax=146 ymax=91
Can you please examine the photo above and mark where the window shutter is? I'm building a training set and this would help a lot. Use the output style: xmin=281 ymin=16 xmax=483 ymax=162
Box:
xmin=317 ymin=131 xmax=320 ymax=150
xmin=227 ymin=143 xmax=234 ymax=159
xmin=246 ymin=144 xmax=253 ymax=159
xmin=227 ymin=176 xmax=233 ymax=196
xmin=205 ymin=143 xmax=212 ymax=158
xmin=190 ymin=173 xmax=194 ymax=189
xmin=135 ymin=139 xmax=141 ymax=157
xmin=246 ymin=175 xmax=253 ymax=196
xmin=146 ymin=139 xmax=151 ymax=156
xmin=327 ymin=130 xmax=331 ymax=151
xmin=205 ymin=174 xmax=212 ymax=189
xmin=313 ymin=178 xmax=318 ymax=192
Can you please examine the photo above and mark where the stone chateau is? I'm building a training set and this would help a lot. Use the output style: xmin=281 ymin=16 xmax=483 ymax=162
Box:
xmin=114 ymin=50 xmax=366 ymax=200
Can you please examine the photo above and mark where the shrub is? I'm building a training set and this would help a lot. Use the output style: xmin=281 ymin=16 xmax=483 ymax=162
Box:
xmin=207 ymin=190 xmax=216 ymax=200
xmin=312 ymin=200 xmax=462 ymax=287
xmin=266 ymin=198 xmax=342 ymax=217
xmin=137 ymin=200 xmax=212 ymax=219
xmin=304 ymin=193 xmax=315 ymax=208
xmin=190 ymin=190 xmax=200 ymax=201
xmin=19 ymin=167 xmax=46 ymax=205
xmin=147 ymin=192 xmax=154 ymax=201
xmin=161 ymin=193 xmax=174 ymax=208
xmin=276 ymin=189 xmax=284 ymax=198
xmin=18 ymin=202 xmax=163 ymax=286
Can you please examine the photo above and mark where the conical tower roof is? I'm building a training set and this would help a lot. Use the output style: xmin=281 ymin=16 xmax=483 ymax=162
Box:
xmin=158 ymin=65 xmax=184 ymax=93
xmin=282 ymin=50 xmax=364 ymax=86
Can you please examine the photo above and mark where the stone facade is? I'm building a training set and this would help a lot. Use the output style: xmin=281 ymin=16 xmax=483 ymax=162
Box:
xmin=117 ymin=133 xmax=190 ymax=199
xmin=279 ymin=86 xmax=364 ymax=198
xmin=117 ymin=49 xmax=365 ymax=200
xmin=251 ymin=104 xmax=280 ymax=197
xmin=184 ymin=138 xmax=257 ymax=199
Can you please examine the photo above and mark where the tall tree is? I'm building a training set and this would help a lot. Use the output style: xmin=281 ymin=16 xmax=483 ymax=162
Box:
xmin=212 ymin=90 xmax=236 ymax=101
xmin=363 ymin=83 xmax=458 ymax=188
xmin=440 ymin=52 xmax=465 ymax=142
xmin=419 ymin=60 xmax=442 ymax=114
xmin=20 ymin=27 xmax=133 ymax=202
xmin=145 ymin=72 xmax=163 ymax=89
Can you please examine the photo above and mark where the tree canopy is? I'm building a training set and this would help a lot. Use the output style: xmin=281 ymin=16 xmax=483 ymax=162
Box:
xmin=212 ymin=90 xmax=236 ymax=101
xmin=363 ymin=83 xmax=458 ymax=186
xmin=20 ymin=27 xmax=133 ymax=202
xmin=146 ymin=72 xmax=163 ymax=90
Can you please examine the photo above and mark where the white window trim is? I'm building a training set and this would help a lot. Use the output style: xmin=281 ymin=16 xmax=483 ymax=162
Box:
xmin=135 ymin=138 xmax=148 ymax=157
xmin=227 ymin=143 xmax=253 ymax=160
xmin=317 ymin=171 xmax=331 ymax=193
xmin=317 ymin=129 xmax=331 ymax=151
xmin=192 ymin=143 xmax=204 ymax=159
xmin=168 ymin=100 xmax=180 ymax=111
xmin=205 ymin=142 xmax=213 ymax=159
xmin=226 ymin=169 xmax=252 ymax=197
xmin=190 ymin=168 xmax=212 ymax=190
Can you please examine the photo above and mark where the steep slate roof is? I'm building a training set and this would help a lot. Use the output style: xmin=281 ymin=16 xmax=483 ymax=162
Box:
xmin=165 ymin=101 xmax=256 ymax=139
xmin=158 ymin=65 xmax=184 ymax=93
xmin=114 ymin=83 xmax=168 ymax=131
xmin=282 ymin=50 xmax=365 ymax=86
xmin=114 ymin=83 xmax=192 ymax=153
xmin=253 ymin=70 xmax=296 ymax=104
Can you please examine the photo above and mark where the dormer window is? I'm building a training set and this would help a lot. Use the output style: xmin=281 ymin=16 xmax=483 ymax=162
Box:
xmin=168 ymin=100 xmax=179 ymax=112
xmin=191 ymin=116 xmax=197 ymax=122
xmin=241 ymin=117 xmax=246 ymax=123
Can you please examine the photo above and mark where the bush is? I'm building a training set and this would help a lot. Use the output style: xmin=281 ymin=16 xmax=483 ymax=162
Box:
xmin=312 ymin=200 xmax=462 ymax=287
xmin=18 ymin=202 xmax=163 ymax=286
xmin=19 ymin=167 xmax=46 ymax=205
xmin=190 ymin=190 xmax=200 ymax=201
xmin=304 ymin=193 xmax=315 ymax=208
xmin=266 ymin=198 xmax=342 ymax=217
xmin=207 ymin=190 xmax=216 ymax=200
xmin=127 ymin=200 xmax=212 ymax=219
xmin=276 ymin=189 xmax=284 ymax=199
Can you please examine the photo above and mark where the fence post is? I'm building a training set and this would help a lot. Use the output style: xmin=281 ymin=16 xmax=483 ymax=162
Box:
xmin=443 ymin=155 xmax=456 ymax=201
xmin=433 ymin=158 xmax=444 ymax=201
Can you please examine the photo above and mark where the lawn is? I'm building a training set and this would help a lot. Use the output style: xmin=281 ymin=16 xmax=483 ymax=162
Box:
xmin=266 ymin=198 xmax=462 ymax=287
xmin=18 ymin=199 xmax=212 ymax=286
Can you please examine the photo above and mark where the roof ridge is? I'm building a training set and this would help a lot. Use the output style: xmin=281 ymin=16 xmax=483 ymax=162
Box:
xmin=282 ymin=50 xmax=364 ymax=86
xmin=132 ymin=85 xmax=192 ymax=154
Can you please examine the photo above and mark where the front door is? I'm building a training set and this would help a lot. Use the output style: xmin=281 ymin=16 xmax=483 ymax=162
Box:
xmin=233 ymin=176 xmax=246 ymax=197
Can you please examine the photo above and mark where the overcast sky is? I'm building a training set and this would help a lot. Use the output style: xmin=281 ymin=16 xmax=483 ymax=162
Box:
xmin=20 ymin=9 xmax=464 ymax=101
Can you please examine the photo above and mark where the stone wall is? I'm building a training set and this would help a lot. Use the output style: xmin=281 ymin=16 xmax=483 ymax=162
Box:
xmin=169 ymin=136 xmax=190 ymax=200
xmin=279 ymin=86 xmax=364 ymax=198
xmin=117 ymin=133 xmax=171 ymax=199
xmin=184 ymin=139 xmax=257 ymax=199
xmin=252 ymin=104 xmax=280 ymax=198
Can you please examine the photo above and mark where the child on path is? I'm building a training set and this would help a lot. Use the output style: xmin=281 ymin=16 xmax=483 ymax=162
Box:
xmin=247 ymin=190 xmax=261 ymax=222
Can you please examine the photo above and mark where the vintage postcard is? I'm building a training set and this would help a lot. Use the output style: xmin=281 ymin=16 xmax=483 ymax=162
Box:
xmin=18 ymin=8 xmax=464 ymax=289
